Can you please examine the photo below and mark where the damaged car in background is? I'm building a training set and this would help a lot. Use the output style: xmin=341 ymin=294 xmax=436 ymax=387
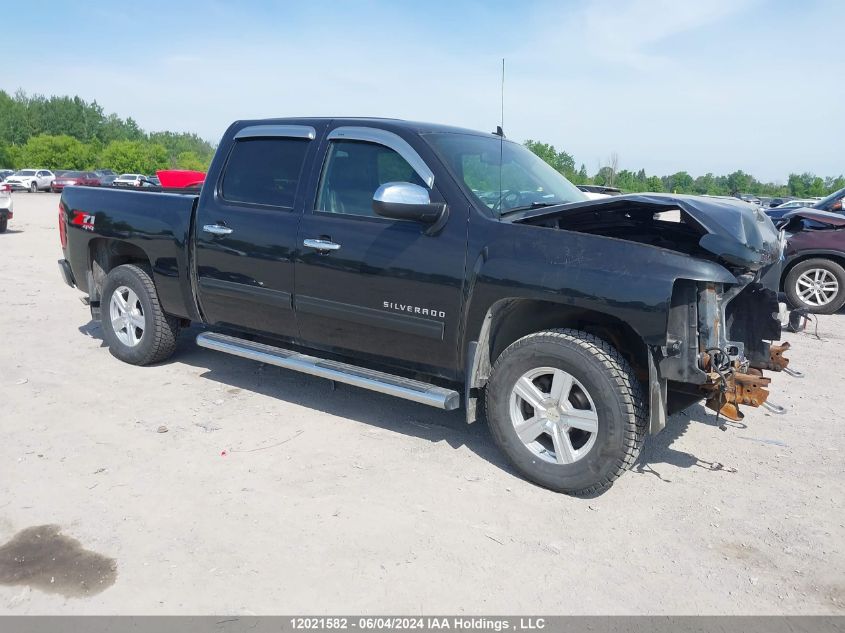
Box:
xmin=57 ymin=118 xmax=801 ymax=494
xmin=775 ymin=207 xmax=845 ymax=314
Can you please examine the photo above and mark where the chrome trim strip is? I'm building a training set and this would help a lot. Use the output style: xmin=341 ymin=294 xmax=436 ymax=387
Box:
xmin=234 ymin=125 xmax=317 ymax=140
xmin=196 ymin=332 xmax=459 ymax=410
xmin=327 ymin=126 xmax=435 ymax=188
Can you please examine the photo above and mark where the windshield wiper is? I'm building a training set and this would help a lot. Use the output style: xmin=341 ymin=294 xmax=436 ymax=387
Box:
xmin=501 ymin=201 xmax=562 ymax=215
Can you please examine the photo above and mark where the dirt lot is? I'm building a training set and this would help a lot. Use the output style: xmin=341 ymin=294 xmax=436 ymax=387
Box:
xmin=0 ymin=192 xmax=843 ymax=615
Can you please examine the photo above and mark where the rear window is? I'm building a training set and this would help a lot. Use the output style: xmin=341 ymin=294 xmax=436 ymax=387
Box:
xmin=221 ymin=138 xmax=309 ymax=208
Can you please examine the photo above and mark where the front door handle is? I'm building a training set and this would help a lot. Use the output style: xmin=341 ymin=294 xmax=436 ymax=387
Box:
xmin=203 ymin=224 xmax=233 ymax=236
xmin=303 ymin=238 xmax=341 ymax=252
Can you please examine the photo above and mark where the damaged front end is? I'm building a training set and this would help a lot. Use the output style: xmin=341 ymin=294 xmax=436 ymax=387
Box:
xmin=694 ymin=276 xmax=791 ymax=421
xmin=515 ymin=193 xmax=802 ymax=429
xmin=655 ymin=273 xmax=796 ymax=427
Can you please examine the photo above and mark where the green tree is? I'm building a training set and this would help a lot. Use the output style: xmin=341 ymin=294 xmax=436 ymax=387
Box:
xmin=174 ymin=151 xmax=208 ymax=171
xmin=574 ymin=163 xmax=589 ymax=184
xmin=150 ymin=131 xmax=215 ymax=167
xmin=726 ymin=170 xmax=752 ymax=196
xmin=15 ymin=134 xmax=95 ymax=170
xmin=523 ymin=139 xmax=576 ymax=179
xmin=692 ymin=173 xmax=716 ymax=195
xmin=666 ymin=171 xmax=694 ymax=193
xmin=100 ymin=140 xmax=169 ymax=174
xmin=645 ymin=176 xmax=664 ymax=192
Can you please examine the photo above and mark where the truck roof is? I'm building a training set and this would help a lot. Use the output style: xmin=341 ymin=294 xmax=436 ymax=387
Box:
xmin=229 ymin=117 xmax=500 ymax=139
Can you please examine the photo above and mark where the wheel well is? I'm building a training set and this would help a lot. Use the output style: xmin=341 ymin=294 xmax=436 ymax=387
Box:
xmin=88 ymin=239 xmax=151 ymax=301
xmin=476 ymin=298 xmax=648 ymax=386
xmin=782 ymin=253 xmax=845 ymax=289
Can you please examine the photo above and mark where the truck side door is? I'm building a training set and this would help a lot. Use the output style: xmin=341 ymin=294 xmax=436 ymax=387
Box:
xmin=294 ymin=126 xmax=468 ymax=379
xmin=193 ymin=125 xmax=316 ymax=339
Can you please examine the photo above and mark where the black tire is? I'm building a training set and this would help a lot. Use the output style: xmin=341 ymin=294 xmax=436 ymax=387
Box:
xmin=0 ymin=218 xmax=7 ymax=233
xmin=485 ymin=329 xmax=647 ymax=496
xmin=100 ymin=264 xmax=180 ymax=365
xmin=784 ymin=258 xmax=845 ymax=314
xmin=29 ymin=181 xmax=37 ymax=193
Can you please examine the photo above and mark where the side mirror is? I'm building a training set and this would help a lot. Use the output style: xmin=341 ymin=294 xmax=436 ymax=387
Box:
xmin=372 ymin=182 xmax=447 ymax=228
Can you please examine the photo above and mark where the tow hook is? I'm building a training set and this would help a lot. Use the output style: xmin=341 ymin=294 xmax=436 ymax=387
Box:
xmin=768 ymin=341 xmax=804 ymax=378
xmin=761 ymin=401 xmax=787 ymax=414
xmin=705 ymin=368 xmax=772 ymax=422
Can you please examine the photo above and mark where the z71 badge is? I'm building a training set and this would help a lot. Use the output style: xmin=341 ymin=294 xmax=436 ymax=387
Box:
xmin=71 ymin=212 xmax=96 ymax=231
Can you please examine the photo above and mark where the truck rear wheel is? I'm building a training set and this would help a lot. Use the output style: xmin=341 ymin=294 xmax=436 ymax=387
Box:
xmin=485 ymin=329 xmax=646 ymax=496
xmin=100 ymin=264 xmax=180 ymax=365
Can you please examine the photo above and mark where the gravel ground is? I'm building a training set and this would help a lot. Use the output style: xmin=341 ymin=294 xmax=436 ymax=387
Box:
xmin=0 ymin=193 xmax=843 ymax=614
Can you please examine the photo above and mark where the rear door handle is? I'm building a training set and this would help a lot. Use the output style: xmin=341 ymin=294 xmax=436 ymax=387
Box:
xmin=203 ymin=224 xmax=233 ymax=236
xmin=303 ymin=238 xmax=341 ymax=252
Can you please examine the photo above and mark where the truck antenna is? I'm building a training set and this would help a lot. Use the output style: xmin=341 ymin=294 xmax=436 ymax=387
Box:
xmin=500 ymin=57 xmax=505 ymax=134
xmin=496 ymin=58 xmax=505 ymax=215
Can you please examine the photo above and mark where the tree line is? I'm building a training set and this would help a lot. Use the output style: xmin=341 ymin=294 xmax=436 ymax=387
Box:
xmin=0 ymin=90 xmax=215 ymax=174
xmin=1 ymin=89 xmax=840 ymax=195
xmin=524 ymin=140 xmax=845 ymax=199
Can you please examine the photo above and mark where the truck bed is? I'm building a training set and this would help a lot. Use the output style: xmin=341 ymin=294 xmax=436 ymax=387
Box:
xmin=60 ymin=186 xmax=201 ymax=321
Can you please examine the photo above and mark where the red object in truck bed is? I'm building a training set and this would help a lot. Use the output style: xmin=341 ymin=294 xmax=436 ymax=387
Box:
xmin=156 ymin=170 xmax=206 ymax=189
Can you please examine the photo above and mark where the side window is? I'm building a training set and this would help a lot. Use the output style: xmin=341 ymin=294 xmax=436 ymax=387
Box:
xmin=316 ymin=140 xmax=425 ymax=217
xmin=221 ymin=137 xmax=309 ymax=208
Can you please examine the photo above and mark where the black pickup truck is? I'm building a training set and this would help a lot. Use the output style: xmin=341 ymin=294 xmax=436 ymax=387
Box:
xmin=58 ymin=117 xmax=797 ymax=495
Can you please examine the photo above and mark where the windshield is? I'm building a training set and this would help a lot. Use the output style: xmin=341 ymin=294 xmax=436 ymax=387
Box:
xmin=61 ymin=171 xmax=83 ymax=178
xmin=426 ymin=133 xmax=587 ymax=215
xmin=119 ymin=174 xmax=138 ymax=179
xmin=814 ymin=186 xmax=845 ymax=212
xmin=14 ymin=170 xmax=36 ymax=176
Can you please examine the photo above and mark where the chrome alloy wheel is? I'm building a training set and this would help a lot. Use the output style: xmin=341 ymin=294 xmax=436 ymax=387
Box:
xmin=796 ymin=268 xmax=839 ymax=307
xmin=509 ymin=367 xmax=599 ymax=464
xmin=109 ymin=285 xmax=146 ymax=347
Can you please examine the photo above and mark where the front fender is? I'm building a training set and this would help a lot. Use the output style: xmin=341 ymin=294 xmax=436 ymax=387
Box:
xmin=462 ymin=223 xmax=737 ymax=354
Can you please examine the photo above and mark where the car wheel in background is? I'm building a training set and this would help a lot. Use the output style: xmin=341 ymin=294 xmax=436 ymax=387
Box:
xmin=785 ymin=258 xmax=845 ymax=314
xmin=100 ymin=264 xmax=180 ymax=365
xmin=0 ymin=219 xmax=7 ymax=233
xmin=29 ymin=182 xmax=37 ymax=193
xmin=485 ymin=328 xmax=646 ymax=496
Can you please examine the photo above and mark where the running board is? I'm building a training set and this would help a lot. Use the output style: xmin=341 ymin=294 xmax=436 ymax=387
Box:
xmin=196 ymin=332 xmax=460 ymax=410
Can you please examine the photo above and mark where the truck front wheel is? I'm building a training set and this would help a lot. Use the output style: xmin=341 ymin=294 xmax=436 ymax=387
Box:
xmin=100 ymin=264 xmax=180 ymax=365
xmin=485 ymin=329 xmax=647 ymax=496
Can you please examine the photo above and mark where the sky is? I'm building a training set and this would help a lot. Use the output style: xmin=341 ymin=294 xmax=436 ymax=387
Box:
xmin=2 ymin=0 xmax=843 ymax=183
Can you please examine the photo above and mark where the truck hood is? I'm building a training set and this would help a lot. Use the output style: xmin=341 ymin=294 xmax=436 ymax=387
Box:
xmin=512 ymin=193 xmax=782 ymax=272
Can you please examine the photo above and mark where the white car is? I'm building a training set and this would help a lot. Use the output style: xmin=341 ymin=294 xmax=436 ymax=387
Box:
xmin=774 ymin=199 xmax=816 ymax=209
xmin=4 ymin=169 xmax=55 ymax=193
xmin=581 ymin=191 xmax=611 ymax=200
xmin=0 ymin=182 xmax=13 ymax=232
xmin=113 ymin=174 xmax=147 ymax=187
